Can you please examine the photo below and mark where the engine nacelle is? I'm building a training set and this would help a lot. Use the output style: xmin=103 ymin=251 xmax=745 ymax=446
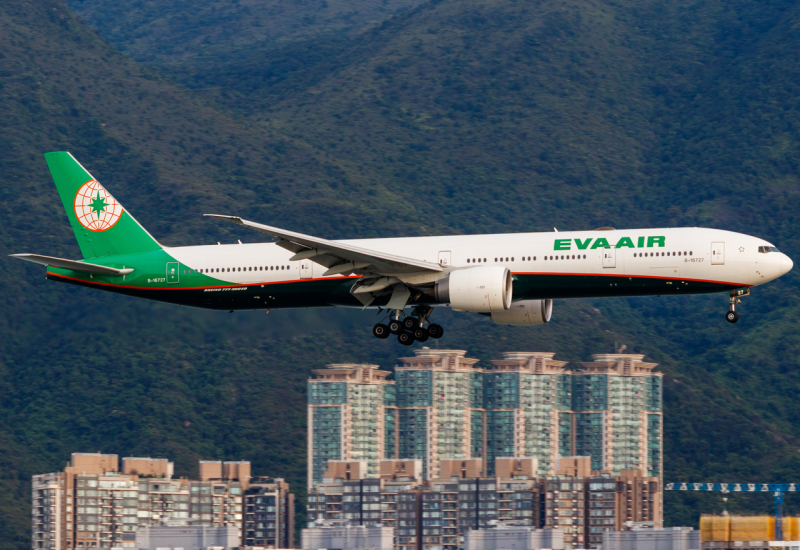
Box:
xmin=434 ymin=266 xmax=512 ymax=312
xmin=491 ymin=299 xmax=553 ymax=325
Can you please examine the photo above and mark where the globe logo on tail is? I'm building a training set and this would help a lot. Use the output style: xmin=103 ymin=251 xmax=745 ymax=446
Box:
xmin=74 ymin=180 xmax=123 ymax=231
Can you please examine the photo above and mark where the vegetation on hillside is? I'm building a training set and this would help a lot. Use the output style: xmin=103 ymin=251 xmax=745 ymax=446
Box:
xmin=1 ymin=0 xmax=799 ymax=547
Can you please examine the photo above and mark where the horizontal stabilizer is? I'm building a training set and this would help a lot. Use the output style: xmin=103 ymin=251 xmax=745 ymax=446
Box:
xmin=10 ymin=254 xmax=134 ymax=276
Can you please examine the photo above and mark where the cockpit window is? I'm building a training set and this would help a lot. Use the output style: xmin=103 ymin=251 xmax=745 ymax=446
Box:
xmin=759 ymin=246 xmax=780 ymax=253
xmin=771 ymin=247 xmax=780 ymax=252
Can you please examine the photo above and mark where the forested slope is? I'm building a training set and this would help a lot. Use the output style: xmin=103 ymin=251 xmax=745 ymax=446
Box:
xmin=1 ymin=0 xmax=800 ymax=547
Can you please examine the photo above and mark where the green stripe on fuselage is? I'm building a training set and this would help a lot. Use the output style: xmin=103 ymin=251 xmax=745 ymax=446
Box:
xmin=46 ymin=255 xmax=741 ymax=310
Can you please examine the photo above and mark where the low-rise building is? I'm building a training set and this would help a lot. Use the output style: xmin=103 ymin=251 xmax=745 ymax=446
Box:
xmin=603 ymin=527 xmax=700 ymax=550
xmin=302 ymin=524 xmax=394 ymax=550
xmin=31 ymin=453 xmax=293 ymax=550
xmin=134 ymin=525 xmax=239 ymax=549
xmin=308 ymin=456 xmax=660 ymax=550
xmin=464 ymin=526 xmax=565 ymax=550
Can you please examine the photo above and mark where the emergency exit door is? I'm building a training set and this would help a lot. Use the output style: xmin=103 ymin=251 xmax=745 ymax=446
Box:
xmin=438 ymin=251 xmax=452 ymax=267
xmin=711 ymin=242 xmax=725 ymax=265
xmin=602 ymin=248 xmax=616 ymax=268
xmin=300 ymin=261 xmax=313 ymax=279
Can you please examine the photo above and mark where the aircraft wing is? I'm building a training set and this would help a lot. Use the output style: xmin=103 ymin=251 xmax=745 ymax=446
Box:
xmin=205 ymin=215 xmax=443 ymax=276
xmin=10 ymin=254 xmax=134 ymax=276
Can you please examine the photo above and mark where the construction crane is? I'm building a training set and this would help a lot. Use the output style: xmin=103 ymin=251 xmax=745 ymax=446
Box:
xmin=665 ymin=483 xmax=800 ymax=540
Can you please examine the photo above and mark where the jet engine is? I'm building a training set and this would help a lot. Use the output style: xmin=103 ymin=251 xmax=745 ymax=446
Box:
xmin=491 ymin=299 xmax=553 ymax=325
xmin=434 ymin=266 xmax=512 ymax=312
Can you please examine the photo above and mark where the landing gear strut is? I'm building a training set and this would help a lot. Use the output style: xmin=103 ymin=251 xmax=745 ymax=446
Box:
xmin=726 ymin=288 xmax=749 ymax=323
xmin=372 ymin=306 xmax=444 ymax=343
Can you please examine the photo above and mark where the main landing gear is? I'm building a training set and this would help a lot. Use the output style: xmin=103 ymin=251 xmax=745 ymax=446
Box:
xmin=372 ymin=306 xmax=444 ymax=345
xmin=726 ymin=288 xmax=750 ymax=323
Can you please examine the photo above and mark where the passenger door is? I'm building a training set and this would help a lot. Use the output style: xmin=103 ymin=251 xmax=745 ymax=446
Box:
xmin=438 ymin=251 xmax=452 ymax=267
xmin=711 ymin=242 xmax=725 ymax=265
xmin=166 ymin=262 xmax=179 ymax=283
xmin=300 ymin=260 xmax=313 ymax=279
xmin=602 ymin=248 xmax=616 ymax=268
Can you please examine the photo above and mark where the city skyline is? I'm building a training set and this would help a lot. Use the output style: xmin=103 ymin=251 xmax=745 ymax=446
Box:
xmin=308 ymin=349 xmax=662 ymax=487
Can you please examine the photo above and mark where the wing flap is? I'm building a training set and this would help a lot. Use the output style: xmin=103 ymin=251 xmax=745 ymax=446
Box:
xmin=205 ymin=215 xmax=443 ymax=274
xmin=10 ymin=254 xmax=134 ymax=276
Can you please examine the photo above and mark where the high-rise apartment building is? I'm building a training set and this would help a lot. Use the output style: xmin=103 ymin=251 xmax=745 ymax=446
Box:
xmin=307 ymin=363 xmax=395 ymax=488
xmin=32 ymin=453 xmax=293 ymax=550
xmin=394 ymin=350 xmax=482 ymax=480
xmin=308 ymin=457 xmax=660 ymax=550
xmin=307 ymin=350 xmax=663 ymax=487
xmin=570 ymin=355 xmax=663 ymax=478
xmin=486 ymin=352 xmax=571 ymax=475
xmin=243 ymin=478 xmax=295 ymax=549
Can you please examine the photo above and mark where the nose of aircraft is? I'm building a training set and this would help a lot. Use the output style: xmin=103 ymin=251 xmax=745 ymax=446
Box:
xmin=781 ymin=253 xmax=794 ymax=276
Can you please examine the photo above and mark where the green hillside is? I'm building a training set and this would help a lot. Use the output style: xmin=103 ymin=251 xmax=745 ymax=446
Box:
xmin=65 ymin=0 xmax=425 ymax=68
xmin=1 ymin=0 xmax=800 ymax=547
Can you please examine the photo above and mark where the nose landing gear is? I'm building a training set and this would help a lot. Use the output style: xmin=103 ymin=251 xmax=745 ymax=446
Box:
xmin=726 ymin=288 xmax=750 ymax=323
xmin=372 ymin=306 xmax=444 ymax=344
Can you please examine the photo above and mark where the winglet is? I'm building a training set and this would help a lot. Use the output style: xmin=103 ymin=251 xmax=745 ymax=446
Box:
xmin=204 ymin=214 xmax=243 ymax=224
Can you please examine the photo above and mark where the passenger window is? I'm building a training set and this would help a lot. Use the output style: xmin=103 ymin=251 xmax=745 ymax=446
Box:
xmin=467 ymin=259 xmax=471 ymax=263
xmin=689 ymin=251 xmax=693 ymax=256
xmin=511 ymin=257 xmax=514 ymax=262
xmin=533 ymin=256 xmax=536 ymax=261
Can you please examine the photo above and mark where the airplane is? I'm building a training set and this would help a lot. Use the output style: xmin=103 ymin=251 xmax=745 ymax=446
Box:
xmin=12 ymin=152 xmax=794 ymax=345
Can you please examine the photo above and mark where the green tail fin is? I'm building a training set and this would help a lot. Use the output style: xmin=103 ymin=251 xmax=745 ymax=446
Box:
xmin=44 ymin=152 xmax=162 ymax=259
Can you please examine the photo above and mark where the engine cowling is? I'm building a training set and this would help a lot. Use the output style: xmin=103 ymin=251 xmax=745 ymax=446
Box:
xmin=491 ymin=299 xmax=553 ymax=325
xmin=434 ymin=266 xmax=512 ymax=312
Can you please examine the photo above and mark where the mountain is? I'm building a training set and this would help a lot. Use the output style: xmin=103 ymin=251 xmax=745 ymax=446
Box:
xmin=1 ymin=0 xmax=800 ymax=547
xmin=65 ymin=0 xmax=426 ymax=67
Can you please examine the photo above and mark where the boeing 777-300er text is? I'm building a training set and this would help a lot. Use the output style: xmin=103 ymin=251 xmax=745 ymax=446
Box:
xmin=12 ymin=152 xmax=794 ymax=344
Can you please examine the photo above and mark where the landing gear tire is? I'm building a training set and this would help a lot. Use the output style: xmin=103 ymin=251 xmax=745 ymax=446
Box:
xmin=373 ymin=323 xmax=391 ymax=339
xmin=413 ymin=327 xmax=430 ymax=342
xmin=398 ymin=332 xmax=414 ymax=346
xmin=726 ymin=310 xmax=739 ymax=323
xmin=427 ymin=324 xmax=444 ymax=339
xmin=403 ymin=316 xmax=419 ymax=331
xmin=388 ymin=319 xmax=404 ymax=334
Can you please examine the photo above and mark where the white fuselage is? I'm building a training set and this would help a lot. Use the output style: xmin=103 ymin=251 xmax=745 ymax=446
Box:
xmin=164 ymin=227 xmax=791 ymax=292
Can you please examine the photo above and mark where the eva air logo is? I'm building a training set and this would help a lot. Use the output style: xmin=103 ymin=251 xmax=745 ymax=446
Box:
xmin=554 ymin=236 xmax=666 ymax=250
xmin=74 ymin=180 xmax=123 ymax=232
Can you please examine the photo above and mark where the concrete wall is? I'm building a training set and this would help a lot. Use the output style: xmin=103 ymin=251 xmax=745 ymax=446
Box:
xmin=122 ymin=457 xmax=173 ymax=479
xmin=135 ymin=525 xmax=240 ymax=549
xmin=464 ymin=528 xmax=565 ymax=550
xmin=603 ymin=527 xmax=700 ymax=550
xmin=302 ymin=526 xmax=394 ymax=550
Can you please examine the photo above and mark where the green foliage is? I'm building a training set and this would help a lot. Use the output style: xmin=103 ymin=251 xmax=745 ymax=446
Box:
xmin=1 ymin=0 xmax=800 ymax=547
